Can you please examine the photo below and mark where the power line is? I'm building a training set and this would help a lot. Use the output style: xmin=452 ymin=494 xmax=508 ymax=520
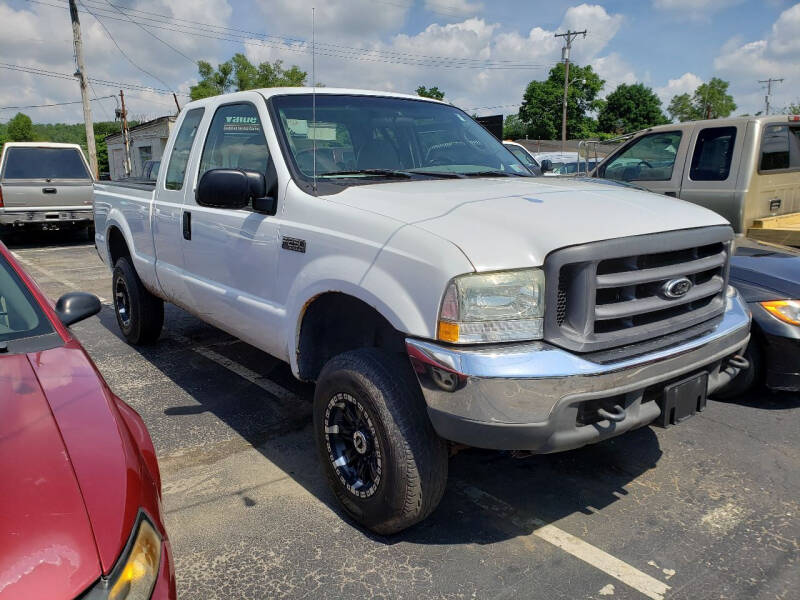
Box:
xmin=29 ymin=0 xmax=549 ymax=70
xmin=0 ymin=95 xmax=115 ymax=110
xmin=77 ymin=0 xmax=175 ymax=92
xmin=0 ymin=62 xmax=190 ymax=96
xmin=98 ymin=0 xmax=195 ymax=65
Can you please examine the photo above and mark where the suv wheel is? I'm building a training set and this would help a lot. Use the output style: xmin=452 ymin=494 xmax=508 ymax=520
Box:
xmin=313 ymin=348 xmax=448 ymax=534
xmin=112 ymin=256 xmax=164 ymax=345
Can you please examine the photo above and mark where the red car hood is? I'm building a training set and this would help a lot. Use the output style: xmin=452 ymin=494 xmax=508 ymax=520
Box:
xmin=0 ymin=343 xmax=161 ymax=599
xmin=0 ymin=353 xmax=100 ymax=599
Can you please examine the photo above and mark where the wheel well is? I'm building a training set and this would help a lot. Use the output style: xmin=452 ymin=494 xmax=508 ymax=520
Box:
xmin=297 ymin=293 xmax=407 ymax=381
xmin=107 ymin=226 xmax=131 ymax=267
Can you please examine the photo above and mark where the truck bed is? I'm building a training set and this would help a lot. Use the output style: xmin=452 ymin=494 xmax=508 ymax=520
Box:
xmin=748 ymin=212 xmax=800 ymax=247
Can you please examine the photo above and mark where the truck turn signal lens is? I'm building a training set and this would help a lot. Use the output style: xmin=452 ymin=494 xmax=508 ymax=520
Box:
xmin=438 ymin=321 xmax=460 ymax=343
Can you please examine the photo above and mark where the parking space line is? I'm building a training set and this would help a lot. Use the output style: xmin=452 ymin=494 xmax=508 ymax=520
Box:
xmin=189 ymin=344 xmax=299 ymax=403
xmin=458 ymin=483 xmax=671 ymax=600
xmin=11 ymin=251 xmax=109 ymax=303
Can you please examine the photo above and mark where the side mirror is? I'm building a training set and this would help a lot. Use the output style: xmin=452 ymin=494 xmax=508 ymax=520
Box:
xmin=55 ymin=292 xmax=101 ymax=327
xmin=197 ymin=169 xmax=251 ymax=209
xmin=540 ymin=159 xmax=553 ymax=173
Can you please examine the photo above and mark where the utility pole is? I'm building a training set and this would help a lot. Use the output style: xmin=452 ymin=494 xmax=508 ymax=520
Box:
xmin=758 ymin=78 xmax=783 ymax=115
xmin=69 ymin=0 xmax=98 ymax=177
xmin=118 ymin=90 xmax=131 ymax=177
xmin=555 ymin=29 xmax=586 ymax=152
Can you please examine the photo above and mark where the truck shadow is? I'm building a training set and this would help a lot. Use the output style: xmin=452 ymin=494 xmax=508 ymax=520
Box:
xmin=92 ymin=303 xmax=662 ymax=546
xmin=1 ymin=227 xmax=93 ymax=249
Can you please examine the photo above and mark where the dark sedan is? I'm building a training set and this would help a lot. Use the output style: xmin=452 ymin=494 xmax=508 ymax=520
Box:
xmin=0 ymin=241 xmax=175 ymax=600
xmin=718 ymin=238 xmax=800 ymax=396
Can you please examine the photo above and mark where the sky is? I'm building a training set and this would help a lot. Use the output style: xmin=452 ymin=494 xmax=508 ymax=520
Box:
xmin=0 ymin=0 xmax=798 ymax=125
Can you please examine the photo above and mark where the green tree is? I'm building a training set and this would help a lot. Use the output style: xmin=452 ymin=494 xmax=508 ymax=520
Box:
xmin=667 ymin=77 xmax=737 ymax=121
xmin=416 ymin=85 xmax=445 ymax=100
xmin=502 ymin=114 xmax=527 ymax=139
xmin=598 ymin=83 xmax=668 ymax=134
xmin=786 ymin=101 xmax=800 ymax=115
xmin=518 ymin=63 xmax=604 ymax=140
xmin=7 ymin=112 xmax=34 ymax=141
xmin=190 ymin=54 xmax=307 ymax=100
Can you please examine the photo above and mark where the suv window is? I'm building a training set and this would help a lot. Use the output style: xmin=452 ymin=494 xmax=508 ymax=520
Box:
xmin=601 ymin=131 xmax=682 ymax=182
xmin=759 ymin=124 xmax=800 ymax=172
xmin=2 ymin=147 xmax=90 ymax=180
xmin=690 ymin=126 xmax=737 ymax=181
xmin=199 ymin=103 xmax=269 ymax=178
xmin=165 ymin=108 xmax=204 ymax=190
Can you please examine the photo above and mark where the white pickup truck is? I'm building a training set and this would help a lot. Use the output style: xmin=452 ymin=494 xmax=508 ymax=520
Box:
xmin=94 ymin=88 xmax=751 ymax=534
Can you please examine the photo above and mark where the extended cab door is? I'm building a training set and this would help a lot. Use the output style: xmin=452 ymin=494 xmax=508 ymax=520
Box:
xmin=152 ymin=107 xmax=206 ymax=302
xmin=179 ymin=97 xmax=282 ymax=349
xmin=678 ymin=124 xmax=743 ymax=229
xmin=596 ymin=129 xmax=690 ymax=197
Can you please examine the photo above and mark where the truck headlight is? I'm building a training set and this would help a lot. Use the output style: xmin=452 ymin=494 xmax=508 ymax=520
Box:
xmin=437 ymin=269 xmax=544 ymax=343
xmin=108 ymin=517 xmax=161 ymax=600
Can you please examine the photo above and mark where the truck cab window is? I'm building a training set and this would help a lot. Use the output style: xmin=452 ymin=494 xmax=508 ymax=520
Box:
xmin=199 ymin=103 xmax=269 ymax=179
xmin=601 ymin=131 xmax=682 ymax=182
xmin=165 ymin=108 xmax=204 ymax=190
xmin=759 ymin=124 xmax=800 ymax=172
xmin=690 ymin=127 xmax=736 ymax=181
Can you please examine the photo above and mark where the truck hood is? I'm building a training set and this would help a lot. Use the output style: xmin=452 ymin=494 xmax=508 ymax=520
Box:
xmin=0 ymin=353 xmax=101 ymax=600
xmin=328 ymin=177 xmax=730 ymax=271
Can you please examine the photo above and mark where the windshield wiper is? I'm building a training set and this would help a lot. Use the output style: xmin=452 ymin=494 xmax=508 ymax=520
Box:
xmin=462 ymin=170 xmax=526 ymax=178
xmin=319 ymin=169 xmax=413 ymax=179
xmin=405 ymin=170 xmax=465 ymax=179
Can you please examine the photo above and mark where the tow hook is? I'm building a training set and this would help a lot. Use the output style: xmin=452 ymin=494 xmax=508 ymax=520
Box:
xmin=726 ymin=354 xmax=750 ymax=372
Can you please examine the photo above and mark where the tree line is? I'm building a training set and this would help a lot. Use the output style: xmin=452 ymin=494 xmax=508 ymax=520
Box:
xmin=503 ymin=64 xmax=744 ymax=140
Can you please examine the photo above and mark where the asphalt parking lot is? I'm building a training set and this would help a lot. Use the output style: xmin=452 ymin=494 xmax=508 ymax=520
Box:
xmin=6 ymin=231 xmax=800 ymax=600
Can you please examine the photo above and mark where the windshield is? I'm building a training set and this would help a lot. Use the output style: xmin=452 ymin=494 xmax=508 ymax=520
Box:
xmin=271 ymin=94 xmax=530 ymax=181
xmin=2 ymin=147 xmax=90 ymax=180
xmin=0 ymin=254 xmax=53 ymax=345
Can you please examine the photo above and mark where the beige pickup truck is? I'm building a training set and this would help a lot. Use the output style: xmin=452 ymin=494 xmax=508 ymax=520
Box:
xmin=591 ymin=115 xmax=800 ymax=246
xmin=0 ymin=142 xmax=94 ymax=238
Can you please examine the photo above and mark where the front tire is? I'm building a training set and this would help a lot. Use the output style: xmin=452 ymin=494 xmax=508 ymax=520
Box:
xmin=313 ymin=348 xmax=448 ymax=534
xmin=112 ymin=256 xmax=164 ymax=345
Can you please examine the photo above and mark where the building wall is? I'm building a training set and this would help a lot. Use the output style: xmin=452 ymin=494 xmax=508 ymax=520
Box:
xmin=106 ymin=118 xmax=174 ymax=180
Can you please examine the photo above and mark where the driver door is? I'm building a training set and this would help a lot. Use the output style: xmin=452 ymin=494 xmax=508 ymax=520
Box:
xmin=597 ymin=129 xmax=691 ymax=197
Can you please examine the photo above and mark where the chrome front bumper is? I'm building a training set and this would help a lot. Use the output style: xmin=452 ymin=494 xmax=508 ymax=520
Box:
xmin=406 ymin=291 xmax=751 ymax=452
xmin=0 ymin=209 xmax=93 ymax=225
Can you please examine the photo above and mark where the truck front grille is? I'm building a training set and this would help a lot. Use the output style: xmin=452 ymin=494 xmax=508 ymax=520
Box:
xmin=543 ymin=227 xmax=733 ymax=354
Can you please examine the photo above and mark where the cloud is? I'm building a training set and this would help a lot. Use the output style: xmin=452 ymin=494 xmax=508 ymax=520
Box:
xmin=655 ymin=72 xmax=703 ymax=104
xmin=0 ymin=0 xmax=232 ymax=122
xmin=652 ymin=0 xmax=745 ymax=21
xmin=424 ymin=0 xmax=484 ymax=16
xmin=713 ymin=3 xmax=800 ymax=113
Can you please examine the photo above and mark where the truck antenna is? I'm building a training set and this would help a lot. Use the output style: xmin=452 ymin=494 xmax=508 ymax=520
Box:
xmin=312 ymin=7 xmax=317 ymax=193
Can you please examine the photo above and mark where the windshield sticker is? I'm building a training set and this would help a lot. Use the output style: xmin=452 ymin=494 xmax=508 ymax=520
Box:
xmin=223 ymin=115 xmax=261 ymax=133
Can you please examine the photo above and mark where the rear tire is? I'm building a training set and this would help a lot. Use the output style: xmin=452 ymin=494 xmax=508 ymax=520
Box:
xmin=313 ymin=348 xmax=448 ymax=534
xmin=112 ymin=256 xmax=164 ymax=345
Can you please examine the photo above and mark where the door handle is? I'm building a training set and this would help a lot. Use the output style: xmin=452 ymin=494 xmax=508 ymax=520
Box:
xmin=182 ymin=211 xmax=191 ymax=240
xmin=42 ymin=187 xmax=57 ymax=194
xmin=664 ymin=191 xmax=677 ymax=197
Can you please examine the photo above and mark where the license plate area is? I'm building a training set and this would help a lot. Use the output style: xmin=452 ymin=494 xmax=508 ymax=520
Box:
xmin=654 ymin=372 xmax=708 ymax=427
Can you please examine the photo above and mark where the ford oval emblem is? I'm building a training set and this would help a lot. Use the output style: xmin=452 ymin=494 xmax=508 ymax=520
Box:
xmin=661 ymin=277 xmax=693 ymax=299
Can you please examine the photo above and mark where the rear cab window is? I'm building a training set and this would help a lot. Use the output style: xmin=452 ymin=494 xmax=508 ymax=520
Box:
xmin=165 ymin=108 xmax=205 ymax=190
xmin=2 ymin=147 xmax=90 ymax=180
xmin=690 ymin=126 xmax=737 ymax=181
xmin=759 ymin=123 xmax=800 ymax=172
